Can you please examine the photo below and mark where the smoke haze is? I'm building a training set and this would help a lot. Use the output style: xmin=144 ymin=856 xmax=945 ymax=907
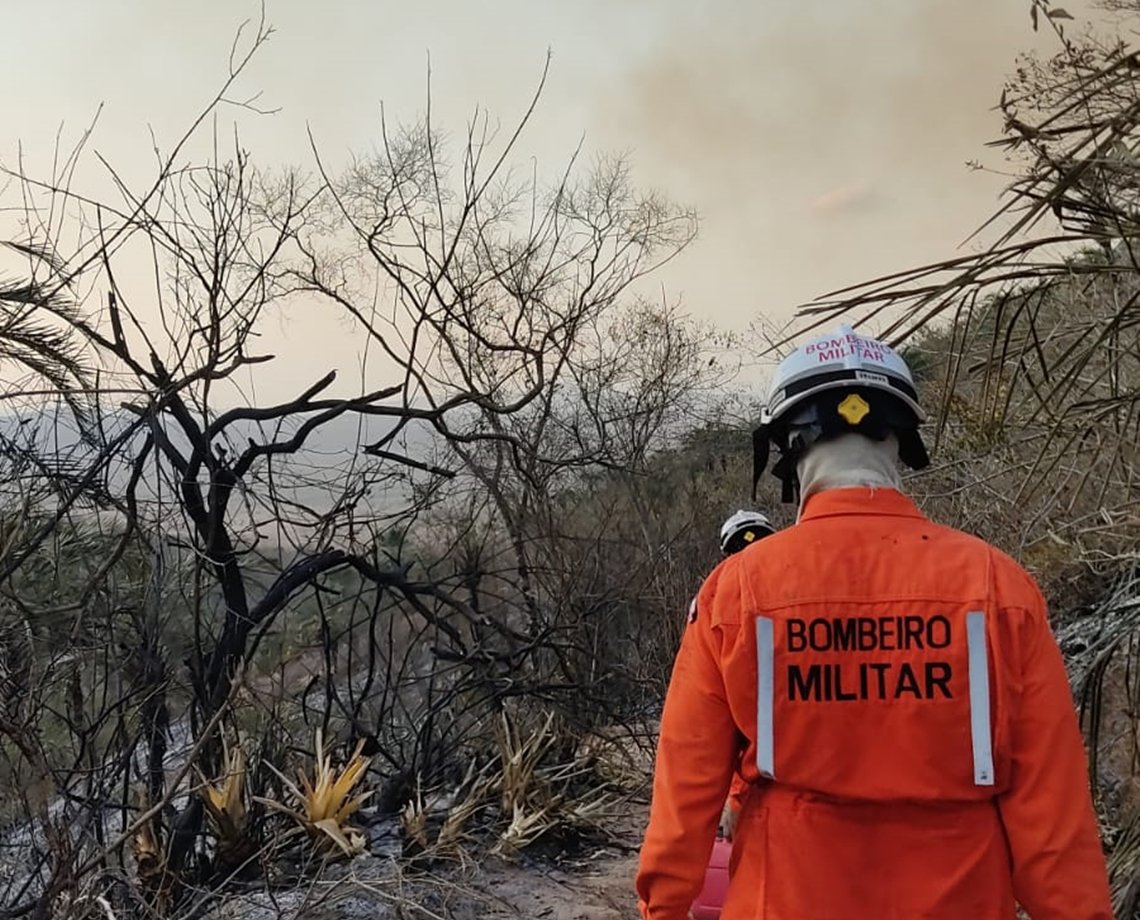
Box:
xmin=1 ymin=0 xmax=1097 ymax=393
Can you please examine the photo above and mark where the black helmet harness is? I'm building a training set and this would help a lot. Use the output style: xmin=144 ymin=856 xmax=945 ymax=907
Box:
xmin=752 ymin=382 xmax=930 ymax=505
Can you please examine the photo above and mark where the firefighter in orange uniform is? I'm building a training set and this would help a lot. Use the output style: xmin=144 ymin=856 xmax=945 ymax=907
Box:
xmin=716 ymin=509 xmax=778 ymax=840
xmin=637 ymin=326 xmax=1112 ymax=919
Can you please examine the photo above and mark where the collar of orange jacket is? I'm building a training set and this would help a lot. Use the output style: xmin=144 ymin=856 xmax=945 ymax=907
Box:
xmin=799 ymin=486 xmax=926 ymax=522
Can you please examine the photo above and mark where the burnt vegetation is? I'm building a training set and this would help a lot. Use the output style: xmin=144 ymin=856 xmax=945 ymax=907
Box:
xmin=0 ymin=18 xmax=739 ymax=919
xmin=3 ymin=1 xmax=1140 ymax=917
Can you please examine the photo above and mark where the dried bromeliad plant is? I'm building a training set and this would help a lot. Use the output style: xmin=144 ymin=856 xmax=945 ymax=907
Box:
xmin=130 ymin=788 xmax=174 ymax=913
xmin=256 ymin=729 xmax=372 ymax=859
xmin=491 ymin=709 xmax=615 ymax=857
xmin=196 ymin=736 xmax=257 ymax=870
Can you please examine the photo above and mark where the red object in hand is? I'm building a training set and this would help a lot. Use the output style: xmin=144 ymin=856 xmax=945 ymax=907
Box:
xmin=690 ymin=835 xmax=732 ymax=920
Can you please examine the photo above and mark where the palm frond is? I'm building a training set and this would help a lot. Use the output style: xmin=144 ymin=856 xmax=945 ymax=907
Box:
xmin=793 ymin=26 xmax=1140 ymax=534
xmin=0 ymin=241 xmax=94 ymax=420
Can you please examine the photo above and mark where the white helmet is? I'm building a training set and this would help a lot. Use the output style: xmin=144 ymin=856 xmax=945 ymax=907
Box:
xmin=719 ymin=509 xmax=776 ymax=555
xmin=752 ymin=325 xmax=929 ymax=502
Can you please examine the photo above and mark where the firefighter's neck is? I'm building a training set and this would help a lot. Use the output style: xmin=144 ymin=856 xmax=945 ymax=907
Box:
xmin=796 ymin=433 xmax=903 ymax=521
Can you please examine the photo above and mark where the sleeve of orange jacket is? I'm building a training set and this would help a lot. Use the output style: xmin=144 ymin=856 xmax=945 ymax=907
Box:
xmin=636 ymin=565 xmax=739 ymax=920
xmin=726 ymin=773 xmax=748 ymax=817
xmin=996 ymin=581 xmax=1113 ymax=920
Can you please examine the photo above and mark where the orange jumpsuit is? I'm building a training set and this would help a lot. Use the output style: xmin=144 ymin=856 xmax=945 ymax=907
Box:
xmin=638 ymin=487 xmax=1112 ymax=920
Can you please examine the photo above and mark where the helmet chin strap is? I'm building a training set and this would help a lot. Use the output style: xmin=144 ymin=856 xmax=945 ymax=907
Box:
xmin=771 ymin=453 xmax=800 ymax=503
xmin=774 ymin=423 xmax=826 ymax=504
xmin=751 ymin=427 xmax=770 ymax=501
xmin=753 ymin=425 xmax=816 ymax=504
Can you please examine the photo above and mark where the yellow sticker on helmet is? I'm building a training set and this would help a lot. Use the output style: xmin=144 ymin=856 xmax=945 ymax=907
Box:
xmin=837 ymin=392 xmax=871 ymax=425
xmin=744 ymin=531 xmax=756 ymax=542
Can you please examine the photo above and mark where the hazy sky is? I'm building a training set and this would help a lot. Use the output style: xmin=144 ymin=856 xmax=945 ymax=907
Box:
xmin=2 ymin=0 xmax=1094 ymax=398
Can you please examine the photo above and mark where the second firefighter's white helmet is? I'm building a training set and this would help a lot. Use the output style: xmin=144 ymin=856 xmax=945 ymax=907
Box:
xmin=719 ymin=509 xmax=776 ymax=555
xmin=762 ymin=324 xmax=925 ymax=428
